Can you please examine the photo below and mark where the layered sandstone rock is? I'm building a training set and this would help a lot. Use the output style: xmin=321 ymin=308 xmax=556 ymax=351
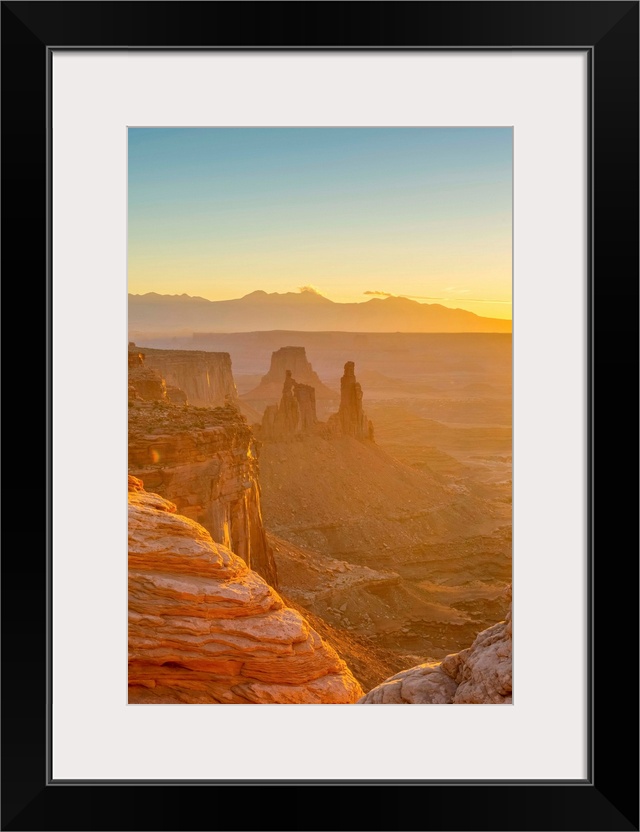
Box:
xmin=128 ymin=476 xmax=363 ymax=704
xmin=243 ymin=346 xmax=337 ymax=404
xmin=261 ymin=370 xmax=318 ymax=441
xmin=128 ymin=351 xmax=168 ymax=402
xmin=137 ymin=346 xmax=238 ymax=407
xmin=129 ymin=400 xmax=277 ymax=587
xmin=327 ymin=361 xmax=374 ymax=441
xmin=358 ymin=587 xmax=512 ymax=704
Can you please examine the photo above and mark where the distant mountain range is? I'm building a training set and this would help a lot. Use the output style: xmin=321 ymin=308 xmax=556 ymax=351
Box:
xmin=128 ymin=290 xmax=512 ymax=334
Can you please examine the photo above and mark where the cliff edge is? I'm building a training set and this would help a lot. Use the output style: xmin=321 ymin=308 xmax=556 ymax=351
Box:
xmin=128 ymin=476 xmax=363 ymax=704
xmin=358 ymin=586 xmax=512 ymax=704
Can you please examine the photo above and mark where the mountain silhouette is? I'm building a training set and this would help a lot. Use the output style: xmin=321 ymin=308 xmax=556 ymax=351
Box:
xmin=128 ymin=290 xmax=511 ymax=334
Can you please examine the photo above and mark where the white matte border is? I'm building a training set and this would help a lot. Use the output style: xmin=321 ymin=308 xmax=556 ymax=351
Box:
xmin=52 ymin=51 xmax=587 ymax=781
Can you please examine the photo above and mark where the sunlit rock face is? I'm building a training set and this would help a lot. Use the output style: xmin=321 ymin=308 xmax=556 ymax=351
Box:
xmin=327 ymin=361 xmax=374 ymax=441
xmin=137 ymin=347 xmax=238 ymax=407
xmin=358 ymin=587 xmax=512 ymax=704
xmin=129 ymin=401 xmax=277 ymax=587
xmin=128 ymin=476 xmax=363 ymax=704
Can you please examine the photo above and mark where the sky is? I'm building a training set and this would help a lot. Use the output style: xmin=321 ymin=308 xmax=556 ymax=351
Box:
xmin=128 ymin=128 xmax=512 ymax=320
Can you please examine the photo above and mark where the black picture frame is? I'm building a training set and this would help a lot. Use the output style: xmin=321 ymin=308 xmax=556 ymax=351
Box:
xmin=2 ymin=2 xmax=638 ymax=830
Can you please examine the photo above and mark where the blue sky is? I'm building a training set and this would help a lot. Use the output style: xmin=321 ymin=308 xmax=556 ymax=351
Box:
xmin=128 ymin=127 xmax=512 ymax=318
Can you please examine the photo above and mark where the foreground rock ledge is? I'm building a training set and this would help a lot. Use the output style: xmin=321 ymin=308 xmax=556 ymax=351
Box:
xmin=358 ymin=587 xmax=512 ymax=704
xmin=128 ymin=476 xmax=363 ymax=704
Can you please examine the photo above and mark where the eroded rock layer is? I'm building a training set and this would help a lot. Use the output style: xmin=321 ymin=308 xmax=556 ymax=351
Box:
xmin=128 ymin=476 xmax=363 ymax=704
xmin=128 ymin=350 xmax=168 ymax=403
xmin=134 ymin=346 xmax=238 ymax=407
xmin=129 ymin=401 xmax=277 ymax=587
xmin=358 ymin=587 xmax=512 ymax=704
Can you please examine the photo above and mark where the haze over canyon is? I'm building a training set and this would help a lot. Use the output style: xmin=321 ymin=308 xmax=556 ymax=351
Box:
xmin=128 ymin=294 xmax=512 ymax=703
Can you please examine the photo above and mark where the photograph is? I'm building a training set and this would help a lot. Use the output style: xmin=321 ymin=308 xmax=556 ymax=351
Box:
xmin=127 ymin=127 xmax=513 ymax=705
xmin=3 ymin=0 xmax=636 ymax=824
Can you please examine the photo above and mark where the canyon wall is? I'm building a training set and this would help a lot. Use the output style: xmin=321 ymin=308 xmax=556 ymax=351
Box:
xmin=132 ymin=345 xmax=238 ymax=407
xmin=358 ymin=586 xmax=512 ymax=704
xmin=128 ymin=476 xmax=363 ymax=704
xmin=129 ymin=398 xmax=277 ymax=587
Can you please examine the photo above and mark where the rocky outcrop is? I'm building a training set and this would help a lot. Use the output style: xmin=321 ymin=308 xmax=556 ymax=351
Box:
xmin=128 ymin=350 xmax=144 ymax=369
xmin=358 ymin=587 xmax=512 ymax=704
xmin=135 ymin=346 xmax=238 ymax=407
xmin=243 ymin=346 xmax=337 ymax=404
xmin=327 ymin=361 xmax=374 ymax=441
xmin=258 ymin=360 xmax=375 ymax=443
xmin=128 ymin=476 xmax=363 ymax=704
xmin=165 ymin=385 xmax=188 ymax=404
xmin=128 ymin=351 xmax=168 ymax=402
xmin=295 ymin=382 xmax=317 ymax=431
xmin=129 ymin=400 xmax=277 ymax=587
xmin=261 ymin=371 xmax=318 ymax=441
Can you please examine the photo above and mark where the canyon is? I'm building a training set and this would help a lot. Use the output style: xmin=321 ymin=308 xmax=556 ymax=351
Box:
xmin=251 ymin=350 xmax=510 ymax=673
xmin=128 ymin=332 xmax=512 ymax=699
xmin=258 ymin=434 xmax=509 ymax=672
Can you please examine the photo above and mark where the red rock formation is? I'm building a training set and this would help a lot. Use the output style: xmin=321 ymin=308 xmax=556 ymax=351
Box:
xmin=327 ymin=361 xmax=374 ymax=441
xmin=260 ymin=371 xmax=318 ymax=440
xmin=258 ymin=360 xmax=375 ymax=443
xmin=128 ymin=476 xmax=363 ymax=704
xmin=128 ymin=351 xmax=168 ymax=402
xmin=129 ymin=401 xmax=277 ymax=587
xmin=243 ymin=346 xmax=337 ymax=404
xmin=137 ymin=347 xmax=238 ymax=407
xmin=358 ymin=587 xmax=512 ymax=704
xmin=294 ymin=382 xmax=317 ymax=432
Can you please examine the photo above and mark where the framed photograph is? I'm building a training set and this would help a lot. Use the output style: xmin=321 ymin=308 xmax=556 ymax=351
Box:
xmin=2 ymin=2 xmax=637 ymax=830
xmin=126 ymin=123 xmax=515 ymax=712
